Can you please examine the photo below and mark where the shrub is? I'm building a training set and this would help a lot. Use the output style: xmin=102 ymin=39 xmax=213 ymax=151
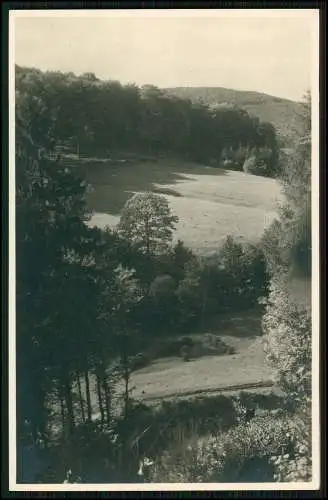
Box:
xmin=150 ymin=338 xmax=189 ymax=358
xmin=149 ymin=414 xmax=294 ymax=483
xmin=221 ymin=146 xmax=252 ymax=171
xmin=270 ymin=402 xmax=312 ymax=482
xmin=213 ymin=415 xmax=295 ymax=482
xmin=180 ymin=336 xmax=194 ymax=348
xmin=201 ymin=334 xmax=233 ymax=355
xmin=242 ymin=147 xmax=280 ymax=178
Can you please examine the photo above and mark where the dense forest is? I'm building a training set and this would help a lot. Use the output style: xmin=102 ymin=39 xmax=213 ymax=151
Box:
xmin=15 ymin=64 xmax=312 ymax=484
xmin=16 ymin=65 xmax=282 ymax=178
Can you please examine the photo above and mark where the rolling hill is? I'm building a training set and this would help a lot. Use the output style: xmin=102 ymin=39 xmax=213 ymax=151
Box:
xmin=164 ymin=86 xmax=305 ymax=147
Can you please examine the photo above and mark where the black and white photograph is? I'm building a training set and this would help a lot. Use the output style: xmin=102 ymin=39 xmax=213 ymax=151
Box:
xmin=8 ymin=8 xmax=320 ymax=491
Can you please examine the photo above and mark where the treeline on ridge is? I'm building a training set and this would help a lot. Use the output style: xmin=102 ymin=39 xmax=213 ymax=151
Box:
xmin=16 ymin=65 xmax=281 ymax=177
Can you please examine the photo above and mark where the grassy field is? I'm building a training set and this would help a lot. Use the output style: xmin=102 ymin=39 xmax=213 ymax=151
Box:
xmin=81 ymin=333 xmax=274 ymax=414
xmin=75 ymin=158 xmax=283 ymax=254
xmin=128 ymin=310 xmax=272 ymax=402
xmin=75 ymin=309 xmax=274 ymax=416
xmin=79 ymin=336 xmax=273 ymax=419
xmin=127 ymin=336 xmax=273 ymax=402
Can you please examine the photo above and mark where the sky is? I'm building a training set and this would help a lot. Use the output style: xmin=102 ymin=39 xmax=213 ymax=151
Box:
xmin=12 ymin=10 xmax=318 ymax=102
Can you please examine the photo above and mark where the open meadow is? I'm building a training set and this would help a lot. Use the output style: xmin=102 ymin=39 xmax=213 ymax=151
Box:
xmin=127 ymin=336 xmax=274 ymax=403
xmin=74 ymin=309 xmax=276 ymax=418
xmin=73 ymin=158 xmax=283 ymax=254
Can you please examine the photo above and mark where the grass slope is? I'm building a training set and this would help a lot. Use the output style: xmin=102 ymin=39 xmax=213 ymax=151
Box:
xmin=127 ymin=310 xmax=273 ymax=402
xmin=81 ymin=332 xmax=273 ymax=413
xmin=72 ymin=310 xmax=274 ymax=416
xmin=164 ymin=86 xmax=304 ymax=147
xmin=127 ymin=337 xmax=273 ymax=402
xmin=79 ymin=158 xmax=282 ymax=254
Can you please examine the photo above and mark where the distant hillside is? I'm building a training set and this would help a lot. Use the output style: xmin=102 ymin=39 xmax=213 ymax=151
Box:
xmin=164 ymin=87 xmax=305 ymax=147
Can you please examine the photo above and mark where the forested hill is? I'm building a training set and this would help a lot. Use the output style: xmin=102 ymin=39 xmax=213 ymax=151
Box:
xmin=164 ymin=87 xmax=304 ymax=147
xmin=16 ymin=65 xmax=290 ymax=178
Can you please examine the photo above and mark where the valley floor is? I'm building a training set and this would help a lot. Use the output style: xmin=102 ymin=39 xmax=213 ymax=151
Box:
xmin=71 ymin=157 xmax=283 ymax=253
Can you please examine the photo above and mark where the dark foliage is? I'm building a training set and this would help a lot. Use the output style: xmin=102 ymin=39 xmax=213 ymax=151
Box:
xmin=16 ymin=65 xmax=281 ymax=178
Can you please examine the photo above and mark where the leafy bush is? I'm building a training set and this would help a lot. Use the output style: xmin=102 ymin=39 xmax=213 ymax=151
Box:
xmin=203 ymin=334 xmax=233 ymax=354
xmin=149 ymin=335 xmax=233 ymax=361
xmin=210 ymin=415 xmax=292 ymax=482
xmin=180 ymin=336 xmax=194 ymax=348
xmin=270 ymin=402 xmax=311 ymax=482
xmin=221 ymin=146 xmax=252 ymax=171
xmin=150 ymin=414 xmax=294 ymax=483
xmin=149 ymin=338 xmax=191 ymax=358
xmin=241 ymin=147 xmax=281 ymax=178
xmin=221 ymin=145 xmax=280 ymax=178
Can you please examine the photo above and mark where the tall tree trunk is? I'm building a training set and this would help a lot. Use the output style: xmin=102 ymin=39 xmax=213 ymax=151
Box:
xmin=63 ymin=380 xmax=75 ymax=437
xmin=76 ymin=371 xmax=85 ymax=424
xmin=100 ymin=367 xmax=111 ymax=426
xmin=58 ymin=385 xmax=66 ymax=438
xmin=31 ymin=381 xmax=48 ymax=442
xmin=123 ymin=360 xmax=130 ymax=421
xmin=84 ymin=369 xmax=92 ymax=423
xmin=96 ymin=371 xmax=105 ymax=426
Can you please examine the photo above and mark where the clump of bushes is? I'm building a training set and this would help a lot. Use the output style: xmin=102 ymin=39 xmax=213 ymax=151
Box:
xmin=221 ymin=145 xmax=280 ymax=178
xmin=148 ymin=334 xmax=234 ymax=362
xmin=269 ymin=403 xmax=311 ymax=482
xmin=203 ymin=333 xmax=235 ymax=354
xmin=242 ymin=147 xmax=280 ymax=177
xmin=148 ymin=337 xmax=193 ymax=359
xmin=179 ymin=337 xmax=234 ymax=361
xmin=149 ymin=413 xmax=296 ymax=483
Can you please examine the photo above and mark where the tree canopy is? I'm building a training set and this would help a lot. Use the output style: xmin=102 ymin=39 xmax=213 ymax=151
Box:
xmin=16 ymin=65 xmax=281 ymax=177
xmin=117 ymin=192 xmax=179 ymax=256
